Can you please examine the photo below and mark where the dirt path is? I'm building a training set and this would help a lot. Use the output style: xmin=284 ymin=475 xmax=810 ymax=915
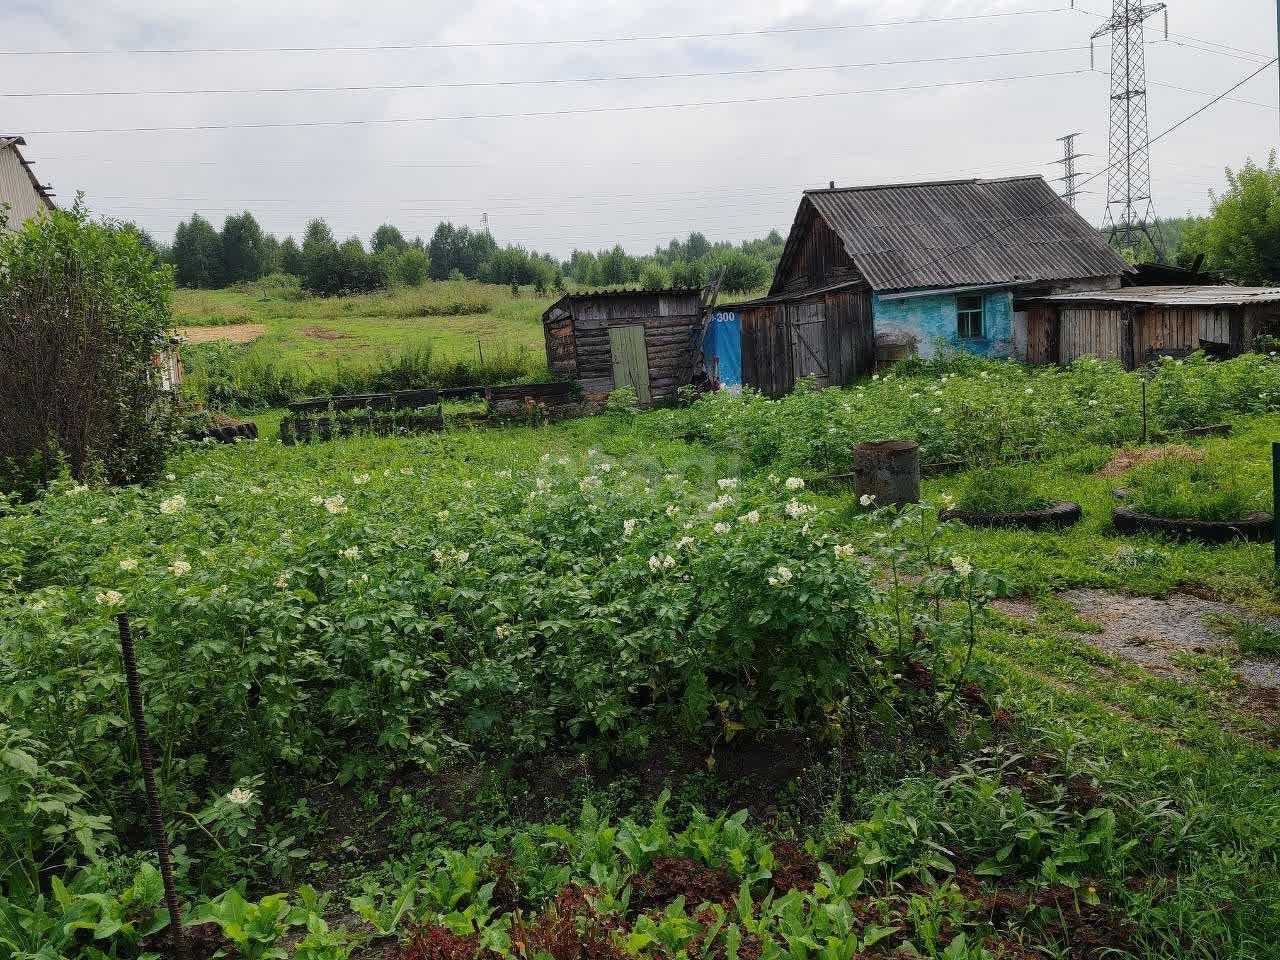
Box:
xmin=178 ymin=323 xmax=267 ymax=344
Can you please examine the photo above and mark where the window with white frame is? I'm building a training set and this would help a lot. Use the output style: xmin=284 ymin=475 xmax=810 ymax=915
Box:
xmin=956 ymin=294 xmax=984 ymax=339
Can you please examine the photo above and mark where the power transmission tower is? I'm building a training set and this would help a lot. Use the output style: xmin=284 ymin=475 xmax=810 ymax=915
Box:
xmin=480 ymin=212 xmax=489 ymax=234
xmin=1090 ymin=0 xmax=1168 ymax=258
xmin=1053 ymin=133 xmax=1089 ymax=208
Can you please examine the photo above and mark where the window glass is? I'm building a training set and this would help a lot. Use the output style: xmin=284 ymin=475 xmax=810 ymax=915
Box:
xmin=957 ymin=294 xmax=984 ymax=339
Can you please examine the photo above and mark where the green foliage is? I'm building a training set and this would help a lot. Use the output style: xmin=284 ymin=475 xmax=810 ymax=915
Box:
xmin=221 ymin=212 xmax=271 ymax=285
xmin=656 ymin=352 xmax=1280 ymax=475
xmin=638 ymin=262 xmax=673 ymax=289
xmin=172 ymin=213 xmax=226 ymax=289
xmin=0 ymin=202 xmax=179 ymax=492
xmin=1125 ymin=455 xmax=1269 ymax=522
xmin=392 ymin=247 xmax=431 ymax=287
xmin=1180 ymin=152 xmax=1280 ymax=284
xmin=704 ymin=249 xmax=772 ymax=293
xmin=949 ymin=466 xmax=1051 ymax=514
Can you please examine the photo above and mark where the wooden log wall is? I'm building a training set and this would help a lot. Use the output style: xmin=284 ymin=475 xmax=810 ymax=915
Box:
xmin=566 ymin=292 xmax=704 ymax=405
xmin=1021 ymin=305 xmax=1058 ymax=364
xmin=543 ymin=307 xmax=578 ymax=379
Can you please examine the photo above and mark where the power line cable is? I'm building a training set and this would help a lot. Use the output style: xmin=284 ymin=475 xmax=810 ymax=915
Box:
xmin=24 ymin=69 xmax=1092 ymax=136
xmin=872 ymin=56 xmax=1278 ymax=289
xmin=0 ymin=7 xmax=1072 ymax=56
xmin=0 ymin=45 xmax=1098 ymax=98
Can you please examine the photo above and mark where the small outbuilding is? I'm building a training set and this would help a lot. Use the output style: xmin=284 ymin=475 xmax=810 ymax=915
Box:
xmin=542 ymin=288 xmax=709 ymax=407
xmin=1018 ymin=285 xmax=1280 ymax=368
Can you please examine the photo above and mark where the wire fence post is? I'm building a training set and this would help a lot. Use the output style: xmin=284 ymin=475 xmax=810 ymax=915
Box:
xmin=116 ymin=612 xmax=187 ymax=960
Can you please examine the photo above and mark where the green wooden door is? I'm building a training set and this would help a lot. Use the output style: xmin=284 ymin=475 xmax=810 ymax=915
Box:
xmin=609 ymin=325 xmax=652 ymax=406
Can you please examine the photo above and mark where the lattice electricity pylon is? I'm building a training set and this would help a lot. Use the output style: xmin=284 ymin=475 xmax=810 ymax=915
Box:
xmin=1091 ymin=0 xmax=1168 ymax=258
xmin=1053 ymin=132 xmax=1090 ymax=209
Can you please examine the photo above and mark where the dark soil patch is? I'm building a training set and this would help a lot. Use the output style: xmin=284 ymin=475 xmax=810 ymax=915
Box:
xmin=769 ymin=840 xmax=820 ymax=894
xmin=302 ymin=325 xmax=353 ymax=340
xmin=1001 ymin=752 xmax=1104 ymax=814
xmin=634 ymin=856 xmax=736 ymax=910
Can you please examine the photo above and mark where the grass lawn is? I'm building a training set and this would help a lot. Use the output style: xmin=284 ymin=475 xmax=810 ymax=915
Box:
xmin=173 ymin=279 xmax=555 ymax=376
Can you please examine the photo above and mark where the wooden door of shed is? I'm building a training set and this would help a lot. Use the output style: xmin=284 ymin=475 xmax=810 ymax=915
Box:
xmin=788 ymin=305 xmax=830 ymax=387
xmin=608 ymin=325 xmax=652 ymax=405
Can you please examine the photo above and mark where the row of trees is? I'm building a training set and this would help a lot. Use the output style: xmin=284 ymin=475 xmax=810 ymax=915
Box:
xmin=160 ymin=210 xmax=783 ymax=296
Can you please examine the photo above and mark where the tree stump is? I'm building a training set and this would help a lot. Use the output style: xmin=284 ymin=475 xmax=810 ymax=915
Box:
xmin=853 ymin=440 xmax=920 ymax=508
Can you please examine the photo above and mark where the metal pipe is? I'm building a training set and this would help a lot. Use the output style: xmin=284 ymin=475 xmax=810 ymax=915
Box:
xmin=116 ymin=612 xmax=187 ymax=960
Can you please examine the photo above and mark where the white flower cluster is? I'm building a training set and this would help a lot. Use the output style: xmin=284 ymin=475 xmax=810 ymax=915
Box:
xmin=353 ymin=473 xmax=370 ymax=485
xmin=675 ymin=536 xmax=696 ymax=550
xmin=767 ymin=565 xmax=793 ymax=587
xmin=623 ymin=518 xmax=639 ymax=537
xmin=322 ymin=495 xmax=348 ymax=514
xmin=158 ymin=495 xmax=186 ymax=515
xmin=226 ymin=786 xmax=255 ymax=806
xmin=833 ymin=544 xmax=857 ymax=560
xmin=665 ymin=504 xmax=680 ymax=518
xmin=95 ymin=589 xmax=124 ymax=607
xmin=432 ymin=546 xmax=470 ymax=565
xmin=579 ymin=475 xmax=601 ymax=492
xmin=938 ymin=494 xmax=956 ymax=511
xmin=495 ymin=469 xmax=513 ymax=479
xmin=168 ymin=559 xmax=191 ymax=576
xmin=859 ymin=494 xmax=877 ymax=507
xmin=739 ymin=510 xmax=760 ymax=525
xmin=495 ymin=623 xmax=515 ymax=639
xmin=717 ymin=477 xmax=738 ymax=490
xmin=706 ymin=493 xmax=734 ymax=512
xmin=713 ymin=522 xmax=731 ymax=534
xmin=950 ymin=555 xmax=973 ymax=577
xmin=784 ymin=477 xmax=805 ymax=490
xmin=648 ymin=554 xmax=676 ymax=573
xmin=340 ymin=546 xmax=360 ymax=560
xmin=118 ymin=558 xmax=139 ymax=571
xmin=784 ymin=499 xmax=814 ymax=519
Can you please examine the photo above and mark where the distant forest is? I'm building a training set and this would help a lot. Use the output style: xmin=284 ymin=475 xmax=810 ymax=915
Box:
xmin=135 ymin=212 xmax=786 ymax=296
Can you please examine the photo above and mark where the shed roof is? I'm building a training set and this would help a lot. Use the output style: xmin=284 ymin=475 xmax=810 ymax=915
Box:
xmin=775 ymin=175 xmax=1129 ymax=294
xmin=542 ymin=287 xmax=704 ymax=321
xmin=0 ymin=136 xmax=56 ymax=211
xmin=1026 ymin=285 xmax=1280 ymax=307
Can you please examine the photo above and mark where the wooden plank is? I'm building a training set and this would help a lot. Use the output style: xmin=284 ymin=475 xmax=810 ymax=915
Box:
xmin=608 ymin=324 xmax=652 ymax=405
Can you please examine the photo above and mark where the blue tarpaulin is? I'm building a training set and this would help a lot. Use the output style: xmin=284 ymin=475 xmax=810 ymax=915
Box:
xmin=705 ymin=311 xmax=741 ymax=389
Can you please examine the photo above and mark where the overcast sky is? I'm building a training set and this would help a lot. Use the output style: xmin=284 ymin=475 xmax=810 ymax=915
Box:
xmin=4 ymin=0 xmax=1277 ymax=259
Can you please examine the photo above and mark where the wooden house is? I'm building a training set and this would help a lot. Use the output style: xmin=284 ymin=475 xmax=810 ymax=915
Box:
xmin=542 ymin=288 xmax=709 ymax=407
xmin=734 ymin=176 xmax=1130 ymax=394
xmin=1017 ymin=285 xmax=1280 ymax=368
xmin=0 ymin=136 xmax=55 ymax=231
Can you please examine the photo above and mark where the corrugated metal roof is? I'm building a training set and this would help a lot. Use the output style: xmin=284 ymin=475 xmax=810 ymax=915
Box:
xmin=1028 ymin=285 xmax=1280 ymax=306
xmin=794 ymin=176 xmax=1130 ymax=293
xmin=0 ymin=136 xmax=55 ymax=232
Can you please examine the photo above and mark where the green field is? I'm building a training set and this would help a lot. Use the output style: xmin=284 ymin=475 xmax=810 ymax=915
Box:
xmin=7 ymin=353 xmax=1280 ymax=959
xmin=172 ymin=280 xmax=557 ymax=406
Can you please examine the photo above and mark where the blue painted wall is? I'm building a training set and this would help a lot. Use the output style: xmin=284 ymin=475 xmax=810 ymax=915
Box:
xmin=872 ymin=289 xmax=1014 ymax=359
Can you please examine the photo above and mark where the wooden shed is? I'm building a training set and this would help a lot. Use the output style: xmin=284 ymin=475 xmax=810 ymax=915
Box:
xmin=734 ymin=282 xmax=875 ymax=397
xmin=542 ymin=288 xmax=708 ymax=407
xmin=1017 ymin=285 xmax=1280 ymax=369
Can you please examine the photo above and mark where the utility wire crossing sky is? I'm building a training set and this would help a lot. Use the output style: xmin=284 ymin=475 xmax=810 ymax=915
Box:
xmin=4 ymin=0 xmax=1277 ymax=257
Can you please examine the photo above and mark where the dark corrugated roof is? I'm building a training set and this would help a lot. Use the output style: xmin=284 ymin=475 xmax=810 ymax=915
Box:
xmin=786 ymin=176 xmax=1129 ymax=294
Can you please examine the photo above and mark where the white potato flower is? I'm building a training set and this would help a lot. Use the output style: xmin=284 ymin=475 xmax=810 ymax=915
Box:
xmin=834 ymin=544 xmax=857 ymax=559
xmin=713 ymin=522 xmax=731 ymax=534
xmin=353 ymin=473 xmax=371 ymax=485
xmin=95 ymin=590 xmax=124 ymax=607
xmin=623 ymin=518 xmax=638 ymax=536
xmin=859 ymin=494 xmax=877 ymax=507
xmin=739 ymin=510 xmax=760 ymax=525
xmin=323 ymin=495 xmax=347 ymax=515
xmin=717 ymin=478 xmax=738 ymax=490
xmin=158 ymin=495 xmax=186 ymax=515
xmin=340 ymin=546 xmax=360 ymax=560
xmin=785 ymin=477 xmax=805 ymax=490
xmin=118 ymin=559 xmax=138 ymax=571
xmin=168 ymin=559 xmax=191 ymax=576
xmin=767 ymin=565 xmax=794 ymax=587
xmin=950 ymin=555 xmax=973 ymax=577
xmin=226 ymin=787 xmax=254 ymax=806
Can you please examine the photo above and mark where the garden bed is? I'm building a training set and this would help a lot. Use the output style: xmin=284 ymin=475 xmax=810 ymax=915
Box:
xmin=941 ymin=499 xmax=1082 ymax=530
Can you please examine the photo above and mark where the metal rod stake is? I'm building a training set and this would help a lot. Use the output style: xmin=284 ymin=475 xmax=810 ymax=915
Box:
xmin=116 ymin=612 xmax=187 ymax=960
